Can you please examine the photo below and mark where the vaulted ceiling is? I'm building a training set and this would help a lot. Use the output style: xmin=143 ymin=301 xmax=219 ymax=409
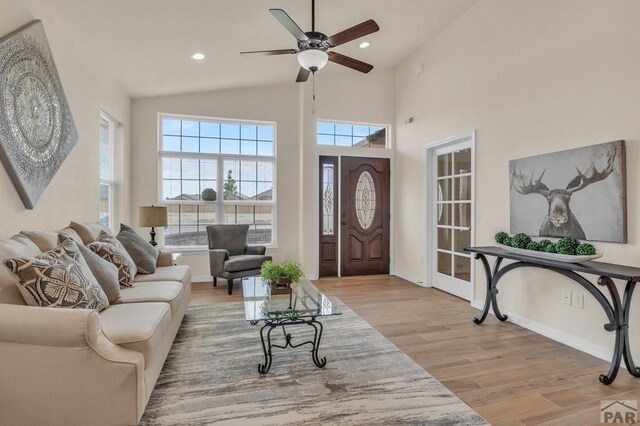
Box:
xmin=27 ymin=0 xmax=475 ymax=98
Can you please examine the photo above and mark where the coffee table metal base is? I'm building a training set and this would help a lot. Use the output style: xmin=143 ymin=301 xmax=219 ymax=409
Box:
xmin=250 ymin=317 xmax=327 ymax=374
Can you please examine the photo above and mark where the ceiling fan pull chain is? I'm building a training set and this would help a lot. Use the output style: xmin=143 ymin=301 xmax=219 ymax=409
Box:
xmin=312 ymin=72 xmax=316 ymax=115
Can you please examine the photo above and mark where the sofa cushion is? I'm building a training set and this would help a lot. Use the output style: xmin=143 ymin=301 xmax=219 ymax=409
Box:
xmin=119 ymin=281 xmax=185 ymax=313
xmin=70 ymin=221 xmax=114 ymax=245
xmin=5 ymin=239 xmax=109 ymax=312
xmin=100 ymin=302 xmax=171 ymax=364
xmin=0 ymin=235 xmax=41 ymax=305
xmin=116 ymin=224 xmax=158 ymax=274
xmin=88 ymin=231 xmax=137 ymax=287
xmin=225 ymin=255 xmax=271 ymax=272
xmin=58 ymin=227 xmax=83 ymax=245
xmin=19 ymin=230 xmax=60 ymax=252
xmin=134 ymin=265 xmax=191 ymax=286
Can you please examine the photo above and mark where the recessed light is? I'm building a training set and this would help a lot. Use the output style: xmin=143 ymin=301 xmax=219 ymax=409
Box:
xmin=192 ymin=53 xmax=205 ymax=60
xmin=359 ymin=42 xmax=370 ymax=48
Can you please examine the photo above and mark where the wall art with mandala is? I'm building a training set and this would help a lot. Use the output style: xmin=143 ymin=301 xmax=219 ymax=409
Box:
xmin=0 ymin=20 xmax=78 ymax=209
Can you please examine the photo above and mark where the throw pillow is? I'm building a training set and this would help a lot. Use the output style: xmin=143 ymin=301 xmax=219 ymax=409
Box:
xmin=5 ymin=239 xmax=109 ymax=311
xmin=87 ymin=231 xmax=137 ymax=287
xmin=69 ymin=221 xmax=114 ymax=245
xmin=59 ymin=234 xmax=121 ymax=304
xmin=116 ymin=224 xmax=159 ymax=274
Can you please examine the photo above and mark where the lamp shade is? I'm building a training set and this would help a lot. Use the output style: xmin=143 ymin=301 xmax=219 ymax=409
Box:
xmin=297 ymin=49 xmax=328 ymax=71
xmin=139 ymin=206 xmax=168 ymax=227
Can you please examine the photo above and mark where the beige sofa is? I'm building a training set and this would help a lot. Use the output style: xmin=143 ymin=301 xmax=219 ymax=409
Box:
xmin=0 ymin=225 xmax=191 ymax=426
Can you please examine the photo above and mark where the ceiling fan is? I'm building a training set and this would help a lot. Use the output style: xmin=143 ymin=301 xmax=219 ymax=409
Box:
xmin=241 ymin=0 xmax=380 ymax=83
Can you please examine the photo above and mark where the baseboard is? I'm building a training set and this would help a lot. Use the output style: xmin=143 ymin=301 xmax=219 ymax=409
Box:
xmin=393 ymin=270 xmax=427 ymax=286
xmin=470 ymin=300 xmax=614 ymax=365
xmin=191 ymin=274 xmax=213 ymax=284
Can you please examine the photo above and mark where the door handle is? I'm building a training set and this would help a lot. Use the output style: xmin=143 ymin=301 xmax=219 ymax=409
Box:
xmin=341 ymin=212 xmax=347 ymax=226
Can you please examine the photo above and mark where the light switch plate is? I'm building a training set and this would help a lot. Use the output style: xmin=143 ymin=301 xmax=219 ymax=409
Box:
xmin=572 ymin=293 xmax=584 ymax=309
xmin=562 ymin=290 xmax=572 ymax=306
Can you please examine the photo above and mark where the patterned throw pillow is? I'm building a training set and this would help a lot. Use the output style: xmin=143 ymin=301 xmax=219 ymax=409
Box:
xmin=87 ymin=231 xmax=137 ymax=287
xmin=5 ymin=239 xmax=109 ymax=311
xmin=116 ymin=224 xmax=158 ymax=274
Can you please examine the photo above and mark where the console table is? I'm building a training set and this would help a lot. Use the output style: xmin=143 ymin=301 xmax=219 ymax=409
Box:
xmin=465 ymin=246 xmax=640 ymax=385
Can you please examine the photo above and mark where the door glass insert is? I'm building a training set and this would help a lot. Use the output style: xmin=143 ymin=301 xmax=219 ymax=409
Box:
xmin=322 ymin=163 xmax=335 ymax=235
xmin=436 ymin=148 xmax=472 ymax=283
xmin=355 ymin=171 xmax=376 ymax=229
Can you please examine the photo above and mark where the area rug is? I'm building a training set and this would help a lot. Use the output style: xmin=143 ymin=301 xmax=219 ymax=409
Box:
xmin=141 ymin=301 xmax=486 ymax=425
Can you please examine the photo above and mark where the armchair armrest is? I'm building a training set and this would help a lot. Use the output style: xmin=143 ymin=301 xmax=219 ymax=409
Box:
xmin=157 ymin=250 xmax=175 ymax=267
xmin=246 ymin=245 xmax=267 ymax=255
xmin=209 ymin=249 xmax=229 ymax=277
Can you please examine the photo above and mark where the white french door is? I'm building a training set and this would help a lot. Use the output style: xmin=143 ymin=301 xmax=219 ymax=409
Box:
xmin=427 ymin=133 xmax=475 ymax=300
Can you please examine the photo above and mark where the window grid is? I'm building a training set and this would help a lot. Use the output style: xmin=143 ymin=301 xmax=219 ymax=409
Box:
xmin=316 ymin=121 xmax=388 ymax=148
xmin=99 ymin=113 xmax=116 ymax=229
xmin=159 ymin=115 xmax=276 ymax=248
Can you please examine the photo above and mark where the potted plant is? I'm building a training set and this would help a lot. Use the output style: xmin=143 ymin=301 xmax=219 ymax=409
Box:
xmin=260 ymin=260 xmax=304 ymax=294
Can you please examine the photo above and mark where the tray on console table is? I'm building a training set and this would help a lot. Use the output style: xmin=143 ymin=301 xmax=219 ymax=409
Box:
xmin=464 ymin=245 xmax=640 ymax=385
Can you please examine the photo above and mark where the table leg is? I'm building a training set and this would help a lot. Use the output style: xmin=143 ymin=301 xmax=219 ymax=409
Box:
xmin=473 ymin=254 xmax=507 ymax=324
xmin=622 ymin=281 xmax=640 ymax=377
xmin=308 ymin=319 xmax=327 ymax=368
xmin=258 ymin=323 xmax=274 ymax=374
xmin=598 ymin=277 xmax=624 ymax=385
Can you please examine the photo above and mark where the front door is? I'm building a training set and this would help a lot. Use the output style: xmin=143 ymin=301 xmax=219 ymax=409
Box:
xmin=340 ymin=157 xmax=390 ymax=276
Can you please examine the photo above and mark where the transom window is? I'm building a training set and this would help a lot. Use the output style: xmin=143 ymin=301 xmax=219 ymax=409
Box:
xmin=159 ymin=115 xmax=276 ymax=248
xmin=316 ymin=121 xmax=388 ymax=148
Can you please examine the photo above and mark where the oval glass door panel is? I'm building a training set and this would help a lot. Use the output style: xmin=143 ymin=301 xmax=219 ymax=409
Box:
xmin=355 ymin=171 xmax=376 ymax=229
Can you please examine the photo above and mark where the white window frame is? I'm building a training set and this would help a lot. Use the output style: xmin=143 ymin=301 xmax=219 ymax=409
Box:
xmin=316 ymin=119 xmax=391 ymax=149
xmin=99 ymin=112 xmax=116 ymax=229
xmin=158 ymin=113 xmax=277 ymax=250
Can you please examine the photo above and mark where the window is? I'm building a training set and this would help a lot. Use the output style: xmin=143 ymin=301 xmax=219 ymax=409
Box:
xmin=99 ymin=113 xmax=116 ymax=228
xmin=316 ymin=121 xmax=388 ymax=148
xmin=159 ymin=115 xmax=276 ymax=248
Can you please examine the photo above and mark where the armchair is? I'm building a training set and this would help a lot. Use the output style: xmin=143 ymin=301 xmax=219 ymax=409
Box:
xmin=207 ymin=224 xmax=272 ymax=295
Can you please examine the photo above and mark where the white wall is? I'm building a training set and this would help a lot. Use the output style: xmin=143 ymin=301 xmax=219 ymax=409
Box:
xmin=131 ymin=83 xmax=301 ymax=278
xmin=395 ymin=0 xmax=640 ymax=357
xmin=130 ymin=68 xmax=396 ymax=279
xmin=0 ymin=2 xmax=131 ymax=237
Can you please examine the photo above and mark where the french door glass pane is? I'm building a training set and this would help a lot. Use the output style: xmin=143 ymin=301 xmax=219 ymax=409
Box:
xmin=454 ymin=203 xmax=471 ymax=227
xmin=437 ymin=227 xmax=451 ymax=250
xmin=437 ymin=153 xmax=452 ymax=177
xmin=437 ymin=203 xmax=451 ymax=226
xmin=454 ymin=229 xmax=470 ymax=254
xmin=454 ymin=255 xmax=471 ymax=282
xmin=437 ymin=178 xmax=452 ymax=201
xmin=437 ymin=251 xmax=452 ymax=275
xmin=454 ymin=176 xmax=471 ymax=201
xmin=453 ymin=149 xmax=471 ymax=174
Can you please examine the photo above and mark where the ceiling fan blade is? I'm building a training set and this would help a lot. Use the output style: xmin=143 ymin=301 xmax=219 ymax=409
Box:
xmin=296 ymin=67 xmax=310 ymax=83
xmin=328 ymin=52 xmax=373 ymax=73
xmin=240 ymin=49 xmax=298 ymax=56
xmin=269 ymin=9 xmax=309 ymax=41
xmin=328 ymin=19 xmax=379 ymax=47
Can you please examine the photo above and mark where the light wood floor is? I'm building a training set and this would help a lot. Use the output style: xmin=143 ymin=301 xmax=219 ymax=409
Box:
xmin=190 ymin=275 xmax=640 ymax=425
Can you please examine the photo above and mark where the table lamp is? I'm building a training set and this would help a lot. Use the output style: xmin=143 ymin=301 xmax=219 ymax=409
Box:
xmin=139 ymin=205 xmax=168 ymax=246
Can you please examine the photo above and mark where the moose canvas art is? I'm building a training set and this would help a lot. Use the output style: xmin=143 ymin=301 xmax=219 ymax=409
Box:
xmin=509 ymin=140 xmax=626 ymax=243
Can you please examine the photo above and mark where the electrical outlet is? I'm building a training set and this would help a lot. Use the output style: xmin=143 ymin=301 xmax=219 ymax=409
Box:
xmin=562 ymin=290 xmax=572 ymax=306
xmin=572 ymin=293 xmax=584 ymax=309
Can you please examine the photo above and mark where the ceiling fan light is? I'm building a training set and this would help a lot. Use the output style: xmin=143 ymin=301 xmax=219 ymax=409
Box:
xmin=297 ymin=49 xmax=328 ymax=71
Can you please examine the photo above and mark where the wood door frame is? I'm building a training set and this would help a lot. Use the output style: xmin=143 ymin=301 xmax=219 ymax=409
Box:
xmin=424 ymin=131 xmax=476 ymax=302
xmin=314 ymin=148 xmax=395 ymax=279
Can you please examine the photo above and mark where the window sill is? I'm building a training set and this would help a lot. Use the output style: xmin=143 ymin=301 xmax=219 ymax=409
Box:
xmin=164 ymin=245 xmax=279 ymax=255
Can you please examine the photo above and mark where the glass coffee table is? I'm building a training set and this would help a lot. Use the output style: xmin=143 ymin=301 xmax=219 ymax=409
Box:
xmin=242 ymin=276 xmax=341 ymax=374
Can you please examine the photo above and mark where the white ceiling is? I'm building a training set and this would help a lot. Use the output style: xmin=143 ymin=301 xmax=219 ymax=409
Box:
xmin=28 ymin=0 xmax=475 ymax=98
